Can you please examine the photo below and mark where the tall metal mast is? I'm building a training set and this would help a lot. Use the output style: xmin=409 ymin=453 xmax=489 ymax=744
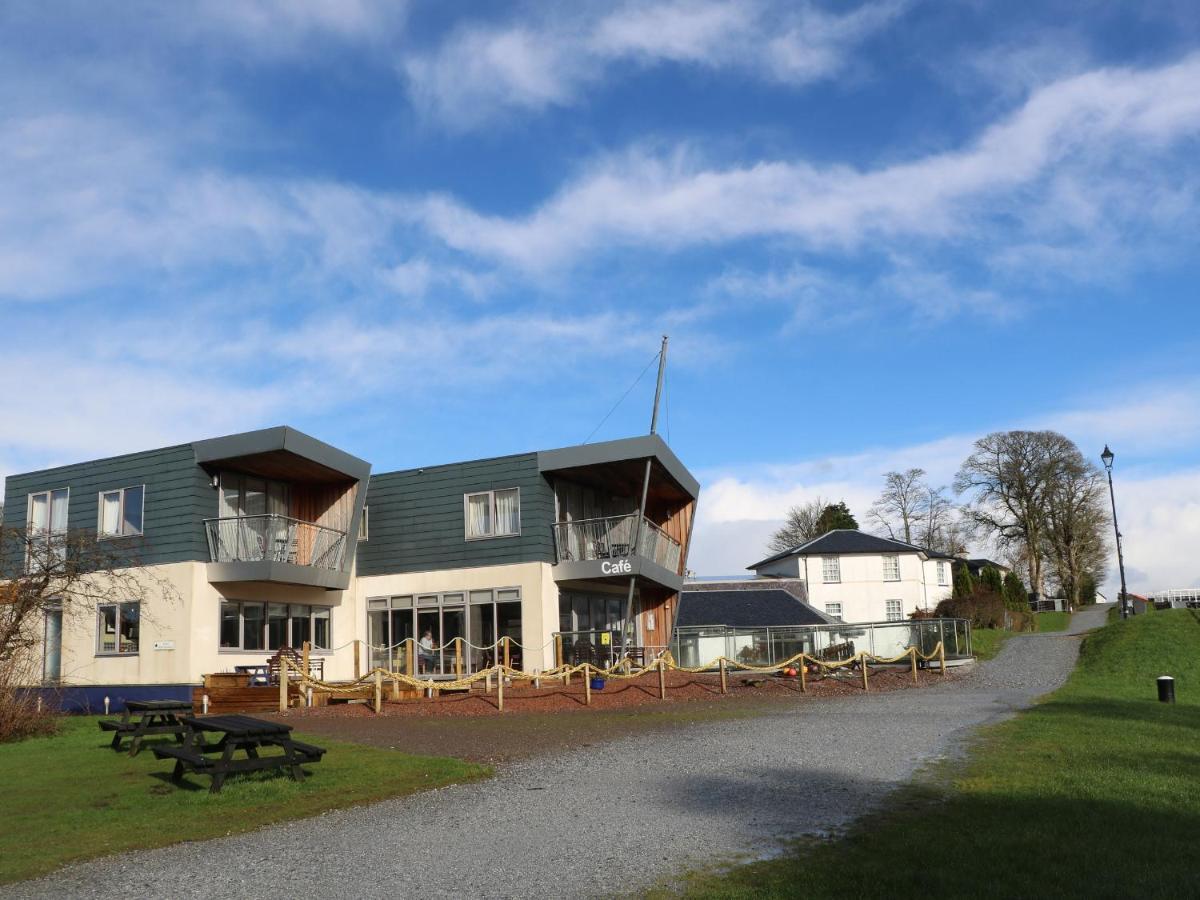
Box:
xmin=621 ymin=336 xmax=668 ymax=658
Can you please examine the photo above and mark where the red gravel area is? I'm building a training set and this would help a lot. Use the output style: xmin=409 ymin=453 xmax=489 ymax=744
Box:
xmin=275 ymin=667 xmax=960 ymax=762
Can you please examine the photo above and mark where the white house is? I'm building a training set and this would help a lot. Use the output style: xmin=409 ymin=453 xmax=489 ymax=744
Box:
xmin=747 ymin=530 xmax=955 ymax=624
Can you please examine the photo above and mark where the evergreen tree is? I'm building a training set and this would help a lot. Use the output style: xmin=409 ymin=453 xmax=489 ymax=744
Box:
xmin=1003 ymin=570 xmax=1029 ymax=612
xmin=979 ymin=565 xmax=1004 ymax=595
xmin=952 ymin=561 xmax=975 ymax=599
xmin=815 ymin=501 xmax=858 ymax=534
xmin=1078 ymin=572 xmax=1098 ymax=606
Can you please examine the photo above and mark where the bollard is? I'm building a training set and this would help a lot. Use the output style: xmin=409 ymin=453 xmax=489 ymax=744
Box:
xmin=202 ymin=693 xmax=210 ymax=714
xmin=104 ymin=695 xmax=111 ymax=715
xmin=279 ymin=656 xmax=288 ymax=712
xmin=1157 ymin=675 xmax=1176 ymax=704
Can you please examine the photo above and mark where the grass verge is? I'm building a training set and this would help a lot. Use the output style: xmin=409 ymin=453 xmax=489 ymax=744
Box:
xmin=970 ymin=627 xmax=1013 ymax=660
xmin=1035 ymin=610 xmax=1071 ymax=632
xmin=656 ymin=608 xmax=1200 ymax=898
xmin=0 ymin=715 xmax=488 ymax=884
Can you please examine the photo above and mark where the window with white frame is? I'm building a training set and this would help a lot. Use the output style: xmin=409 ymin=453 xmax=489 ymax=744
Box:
xmin=26 ymin=488 xmax=69 ymax=572
xmin=885 ymin=599 xmax=903 ymax=621
xmin=821 ymin=556 xmax=841 ymax=583
xmin=882 ymin=554 xmax=900 ymax=581
xmin=825 ymin=602 xmax=843 ymax=621
xmin=464 ymin=488 xmax=520 ymax=539
xmin=358 ymin=507 xmax=369 ymax=542
xmin=219 ymin=601 xmax=330 ymax=651
xmin=97 ymin=601 xmax=140 ymax=655
xmin=937 ymin=561 xmax=949 ymax=586
xmin=98 ymin=485 xmax=144 ymax=537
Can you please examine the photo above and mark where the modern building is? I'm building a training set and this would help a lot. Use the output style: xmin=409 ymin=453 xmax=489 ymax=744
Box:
xmin=746 ymin=530 xmax=955 ymax=623
xmin=2 ymin=426 xmax=698 ymax=702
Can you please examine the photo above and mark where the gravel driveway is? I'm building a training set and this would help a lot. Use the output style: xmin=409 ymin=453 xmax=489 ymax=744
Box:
xmin=5 ymin=606 xmax=1109 ymax=900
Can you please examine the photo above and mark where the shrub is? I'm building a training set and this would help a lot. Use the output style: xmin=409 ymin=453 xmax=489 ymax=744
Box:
xmin=935 ymin=588 xmax=1034 ymax=632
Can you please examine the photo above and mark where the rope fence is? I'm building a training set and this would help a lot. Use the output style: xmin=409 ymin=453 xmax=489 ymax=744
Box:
xmin=280 ymin=638 xmax=948 ymax=714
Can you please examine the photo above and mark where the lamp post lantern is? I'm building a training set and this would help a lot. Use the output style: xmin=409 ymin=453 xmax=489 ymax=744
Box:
xmin=1101 ymin=445 xmax=1130 ymax=620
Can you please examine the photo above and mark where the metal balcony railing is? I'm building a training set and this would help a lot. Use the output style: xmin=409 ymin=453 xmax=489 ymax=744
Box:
xmin=204 ymin=515 xmax=347 ymax=572
xmin=552 ymin=513 xmax=683 ymax=574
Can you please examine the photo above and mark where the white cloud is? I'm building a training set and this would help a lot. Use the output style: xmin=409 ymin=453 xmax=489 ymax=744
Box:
xmin=403 ymin=0 xmax=907 ymax=129
xmin=420 ymin=54 xmax=1200 ymax=272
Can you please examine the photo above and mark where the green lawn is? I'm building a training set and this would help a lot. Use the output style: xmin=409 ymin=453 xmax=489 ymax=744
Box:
xmin=658 ymin=609 xmax=1200 ymax=898
xmin=1035 ymin=610 xmax=1072 ymax=632
xmin=0 ymin=716 xmax=488 ymax=884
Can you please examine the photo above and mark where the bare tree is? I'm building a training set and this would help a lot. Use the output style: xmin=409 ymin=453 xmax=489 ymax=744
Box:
xmin=1 ymin=523 xmax=178 ymax=740
xmin=1041 ymin=449 xmax=1110 ymax=611
xmin=767 ymin=497 xmax=827 ymax=552
xmin=867 ymin=469 xmax=927 ymax=544
xmin=954 ymin=430 xmax=1092 ymax=600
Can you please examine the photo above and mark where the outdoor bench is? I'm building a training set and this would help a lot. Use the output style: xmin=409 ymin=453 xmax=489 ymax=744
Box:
xmin=97 ymin=699 xmax=193 ymax=756
xmin=153 ymin=714 xmax=326 ymax=794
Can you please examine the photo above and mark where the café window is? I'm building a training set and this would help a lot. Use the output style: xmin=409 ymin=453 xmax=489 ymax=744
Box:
xmin=219 ymin=601 xmax=330 ymax=651
xmin=97 ymin=602 xmax=140 ymax=655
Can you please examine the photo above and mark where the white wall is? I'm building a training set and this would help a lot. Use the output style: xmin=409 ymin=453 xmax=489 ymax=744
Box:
xmin=800 ymin=552 xmax=948 ymax=623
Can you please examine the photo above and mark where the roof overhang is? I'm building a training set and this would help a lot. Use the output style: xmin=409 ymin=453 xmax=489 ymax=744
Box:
xmin=193 ymin=426 xmax=371 ymax=484
xmin=537 ymin=434 xmax=700 ymax=502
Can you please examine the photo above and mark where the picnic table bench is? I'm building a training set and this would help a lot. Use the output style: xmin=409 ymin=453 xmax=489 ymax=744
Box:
xmin=153 ymin=714 xmax=325 ymax=794
xmin=98 ymin=699 xmax=193 ymax=756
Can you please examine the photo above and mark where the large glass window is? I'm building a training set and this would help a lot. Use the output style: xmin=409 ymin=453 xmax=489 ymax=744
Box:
xmin=218 ymin=473 xmax=290 ymax=518
xmin=220 ymin=601 xmax=331 ymax=651
xmin=98 ymin=485 xmax=144 ymax=537
xmin=464 ymin=488 xmax=520 ymax=539
xmin=97 ymin=602 xmax=140 ymax=655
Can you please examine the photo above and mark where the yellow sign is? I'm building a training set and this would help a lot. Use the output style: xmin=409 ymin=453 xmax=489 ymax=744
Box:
xmin=600 ymin=633 xmax=611 ymax=646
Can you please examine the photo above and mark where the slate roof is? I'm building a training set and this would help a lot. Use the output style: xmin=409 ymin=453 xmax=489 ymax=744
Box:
xmin=749 ymin=529 xmax=945 ymax=570
xmin=675 ymin=589 xmax=831 ymax=628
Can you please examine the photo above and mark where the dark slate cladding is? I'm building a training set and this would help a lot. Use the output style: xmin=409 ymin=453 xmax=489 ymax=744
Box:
xmin=1 ymin=444 xmax=213 ymax=569
xmin=355 ymin=452 xmax=555 ymax=576
xmin=676 ymin=589 xmax=829 ymax=628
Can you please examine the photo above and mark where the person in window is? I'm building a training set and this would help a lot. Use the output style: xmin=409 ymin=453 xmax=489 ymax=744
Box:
xmin=418 ymin=629 xmax=435 ymax=674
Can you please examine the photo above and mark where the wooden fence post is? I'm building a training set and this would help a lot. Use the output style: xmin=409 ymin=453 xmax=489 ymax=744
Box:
xmin=911 ymin=647 xmax=919 ymax=684
xmin=939 ymin=641 xmax=946 ymax=676
xmin=503 ymin=636 xmax=511 ymax=670
xmin=658 ymin=658 xmax=666 ymax=700
xmin=800 ymin=655 xmax=807 ymax=693
xmin=353 ymin=640 xmax=361 ymax=680
xmin=278 ymin=656 xmax=288 ymax=712
xmin=302 ymin=641 xmax=311 ymax=678
xmin=719 ymin=657 xmax=728 ymax=694
xmin=485 ymin=670 xmax=493 ymax=692
xmin=555 ymin=633 xmax=563 ymax=670
xmin=391 ymin=676 xmax=400 ymax=701
xmin=584 ymin=664 xmax=592 ymax=706
xmin=497 ymin=667 xmax=504 ymax=712
xmin=406 ymin=638 xmax=415 ymax=678
xmin=374 ymin=669 xmax=382 ymax=714
xmin=455 ymin=637 xmax=463 ymax=678
xmin=861 ymin=654 xmax=869 ymax=692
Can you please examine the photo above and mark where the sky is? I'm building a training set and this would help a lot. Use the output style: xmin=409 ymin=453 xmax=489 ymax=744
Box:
xmin=1 ymin=1 xmax=1198 ymax=594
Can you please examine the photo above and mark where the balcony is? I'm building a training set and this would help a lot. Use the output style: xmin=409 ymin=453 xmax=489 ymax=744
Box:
xmin=552 ymin=513 xmax=683 ymax=587
xmin=204 ymin=515 xmax=350 ymax=590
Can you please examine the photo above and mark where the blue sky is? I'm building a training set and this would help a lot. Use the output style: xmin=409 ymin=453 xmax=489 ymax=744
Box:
xmin=2 ymin=1 xmax=1199 ymax=591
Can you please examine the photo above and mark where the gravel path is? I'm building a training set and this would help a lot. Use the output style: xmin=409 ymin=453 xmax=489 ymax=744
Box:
xmin=5 ymin=606 xmax=1110 ymax=900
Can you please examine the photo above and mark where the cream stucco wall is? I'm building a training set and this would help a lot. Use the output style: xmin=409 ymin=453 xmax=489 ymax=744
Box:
xmin=47 ymin=561 xmax=359 ymax=687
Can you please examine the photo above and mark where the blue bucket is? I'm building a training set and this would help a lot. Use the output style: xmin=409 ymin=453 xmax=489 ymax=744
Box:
xmin=589 ymin=677 xmax=606 ymax=691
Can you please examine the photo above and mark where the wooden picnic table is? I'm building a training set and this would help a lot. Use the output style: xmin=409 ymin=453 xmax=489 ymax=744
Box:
xmin=98 ymin=699 xmax=193 ymax=756
xmin=153 ymin=714 xmax=325 ymax=794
